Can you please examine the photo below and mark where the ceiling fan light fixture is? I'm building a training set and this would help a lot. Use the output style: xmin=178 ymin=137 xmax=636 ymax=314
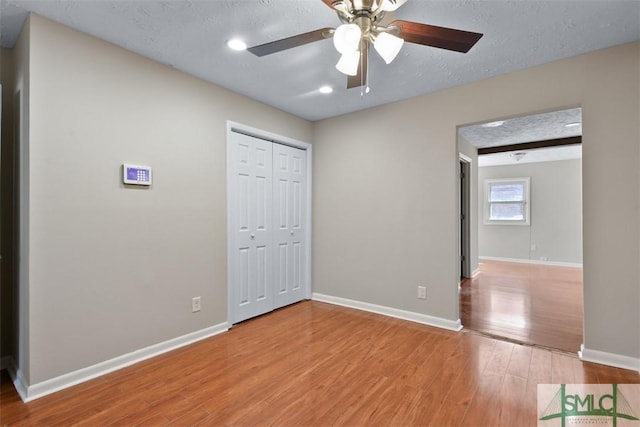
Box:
xmin=333 ymin=23 xmax=362 ymax=54
xmin=331 ymin=1 xmax=354 ymax=18
xmin=336 ymin=50 xmax=361 ymax=76
xmin=373 ymin=31 xmax=404 ymax=64
xmin=248 ymin=0 xmax=484 ymax=91
xmin=510 ymin=152 xmax=527 ymax=162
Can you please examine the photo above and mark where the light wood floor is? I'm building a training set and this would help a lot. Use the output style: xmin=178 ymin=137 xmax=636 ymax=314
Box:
xmin=461 ymin=260 xmax=583 ymax=353
xmin=2 ymin=300 xmax=638 ymax=426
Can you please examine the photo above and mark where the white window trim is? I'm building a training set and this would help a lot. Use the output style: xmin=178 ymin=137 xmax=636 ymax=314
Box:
xmin=484 ymin=177 xmax=531 ymax=226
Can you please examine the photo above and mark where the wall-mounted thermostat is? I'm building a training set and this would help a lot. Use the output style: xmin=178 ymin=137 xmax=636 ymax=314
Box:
xmin=123 ymin=164 xmax=152 ymax=186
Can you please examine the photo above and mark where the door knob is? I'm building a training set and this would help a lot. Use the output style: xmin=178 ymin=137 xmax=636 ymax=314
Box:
xmin=290 ymin=231 xmax=294 ymax=236
xmin=250 ymin=233 xmax=255 ymax=239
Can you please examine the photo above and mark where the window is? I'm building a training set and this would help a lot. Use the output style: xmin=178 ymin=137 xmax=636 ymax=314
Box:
xmin=484 ymin=177 xmax=530 ymax=225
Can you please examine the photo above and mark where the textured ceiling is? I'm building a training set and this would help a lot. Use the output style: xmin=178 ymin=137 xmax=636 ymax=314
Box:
xmin=0 ymin=1 xmax=639 ymax=121
xmin=459 ymin=107 xmax=582 ymax=148
xmin=461 ymin=107 xmax=582 ymax=167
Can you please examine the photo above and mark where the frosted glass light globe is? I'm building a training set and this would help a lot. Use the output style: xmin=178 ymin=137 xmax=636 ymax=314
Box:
xmin=335 ymin=51 xmax=360 ymax=76
xmin=373 ymin=32 xmax=404 ymax=64
xmin=333 ymin=24 xmax=362 ymax=54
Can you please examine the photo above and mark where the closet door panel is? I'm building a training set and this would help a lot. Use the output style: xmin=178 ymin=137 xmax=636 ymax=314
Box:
xmin=229 ymin=132 xmax=273 ymax=323
xmin=273 ymin=144 xmax=307 ymax=309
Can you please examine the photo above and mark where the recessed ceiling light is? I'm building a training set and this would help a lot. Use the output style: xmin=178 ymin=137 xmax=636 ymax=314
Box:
xmin=227 ymin=39 xmax=247 ymax=51
xmin=319 ymin=85 xmax=333 ymax=94
xmin=565 ymin=122 xmax=581 ymax=128
xmin=481 ymin=120 xmax=505 ymax=128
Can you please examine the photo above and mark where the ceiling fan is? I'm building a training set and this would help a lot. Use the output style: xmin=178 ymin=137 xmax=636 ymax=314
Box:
xmin=247 ymin=0 xmax=483 ymax=89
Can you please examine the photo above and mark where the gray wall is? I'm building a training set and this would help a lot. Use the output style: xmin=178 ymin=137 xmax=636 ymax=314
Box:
xmin=478 ymin=159 xmax=583 ymax=264
xmin=314 ymin=42 xmax=639 ymax=360
xmin=19 ymin=15 xmax=313 ymax=384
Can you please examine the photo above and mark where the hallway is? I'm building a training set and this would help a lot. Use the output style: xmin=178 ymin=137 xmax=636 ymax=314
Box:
xmin=460 ymin=260 xmax=583 ymax=353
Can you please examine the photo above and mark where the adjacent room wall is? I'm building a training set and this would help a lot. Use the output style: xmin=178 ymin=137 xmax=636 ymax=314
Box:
xmin=24 ymin=15 xmax=313 ymax=384
xmin=314 ymin=41 xmax=639 ymax=361
xmin=478 ymin=159 xmax=583 ymax=264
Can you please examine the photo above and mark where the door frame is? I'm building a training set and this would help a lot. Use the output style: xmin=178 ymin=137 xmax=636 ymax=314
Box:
xmin=226 ymin=121 xmax=313 ymax=325
xmin=458 ymin=153 xmax=472 ymax=280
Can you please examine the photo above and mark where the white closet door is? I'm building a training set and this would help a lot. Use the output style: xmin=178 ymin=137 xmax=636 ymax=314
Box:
xmin=272 ymin=143 xmax=307 ymax=309
xmin=229 ymin=132 xmax=273 ymax=324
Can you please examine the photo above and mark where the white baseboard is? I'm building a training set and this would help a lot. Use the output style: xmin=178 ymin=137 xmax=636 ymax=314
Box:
xmin=19 ymin=322 xmax=229 ymax=402
xmin=312 ymin=293 xmax=462 ymax=332
xmin=1 ymin=356 xmax=29 ymax=402
xmin=12 ymin=365 xmax=29 ymax=402
xmin=579 ymin=344 xmax=640 ymax=372
xmin=471 ymin=268 xmax=480 ymax=277
xmin=479 ymin=256 xmax=583 ymax=268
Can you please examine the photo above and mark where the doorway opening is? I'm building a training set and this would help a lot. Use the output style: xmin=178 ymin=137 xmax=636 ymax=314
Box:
xmin=457 ymin=107 xmax=584 ymax=353
xmin=459 ymin=155 xmax=471 ymax=280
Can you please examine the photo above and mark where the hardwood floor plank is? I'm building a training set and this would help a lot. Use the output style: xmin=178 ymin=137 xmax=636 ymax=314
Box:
xmin=338 ymin=383 xmax=415 ymax=426
xmin=395 ymin=361 xmax=440 ymax=390
xmin=528 ymin=347 xmax=553 ymax=384
xmin=304 ymin=371 xmax=389 ymax=425
xmin=108 ymin=408 xmax=168 ymax=426
xmin=552 ymin=352 xmax=579 ymax=384
xmin=25 ymin=385 xmax=125 ymax=426
xmin=443 ymin=364 xmax=481 ymax=408
xmin=594 ymin=362 xmax=640 ymax=384
xmin=2 ymin=300 xmax=639 ymax=427
xmin=525 ymin=380 xmax=544 ymax=426
xmin=459 ymin=373 xmax=506 ymax=426
xmin=133 ymin=414 xmax=170 ymax=427
xmin=165 ymin=405 xmax=210 ymax=426
xmin=507 ymin=344 xmax=533 ymax=379
xmin=69 ymin=397 xmax=150 ymax=426
xmin=496 ymin=374 xmax=529 ymax=427
xmin=428 ymin=400 xmax=469 ymax=427
xmin=147 ymin=396 xmax=205 ymax=422
xmin=485 ymin=339 xmax=515 ymax=376
xmin=404 ymin=369 xmax=464 ymax=426
xmin=580 ymin=361 xmax=601 ymax=384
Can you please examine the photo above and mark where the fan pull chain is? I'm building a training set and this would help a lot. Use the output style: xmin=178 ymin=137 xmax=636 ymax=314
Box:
xmin=361 ymin=42 xmax=370 ymax=98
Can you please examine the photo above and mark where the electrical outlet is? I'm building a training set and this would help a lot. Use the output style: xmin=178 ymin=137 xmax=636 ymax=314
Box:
xmin=192 ymin=296 xmax=201 ymax=313
xmin=530 ymin=244 xmax=537 ymax=251
xmin=540 ymin=256 xmax=548 ymax=262
xmin=418 ymin=286 xmax=427 ymax=300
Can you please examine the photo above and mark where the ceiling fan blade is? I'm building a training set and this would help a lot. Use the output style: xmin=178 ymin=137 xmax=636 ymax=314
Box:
xmin=347 ymin=42 xmax=368 ymax=89
xmin=392 ymin=20 xmax=483 ymax=53
xmin=248 ymin=27 xmax=334 ymax=57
